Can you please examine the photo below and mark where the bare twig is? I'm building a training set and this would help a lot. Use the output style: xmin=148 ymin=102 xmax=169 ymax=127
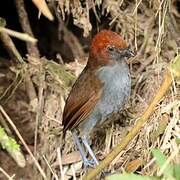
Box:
xmin=34 ymin=64 xmax=45 ymax=155
xmin=0 ymin=70 xmax=24 ymax=104
xmin=15 ymin=0 xmax=40 ymax=57
xmin=57 ymin=147 xmax=65 ymax=180
xmin=0 ymin=27 xmax=37 ymax=43
xmin=0 ymin=22 xmax=24 ymax=64
xmin=0 ymin=167 xmax=15 ymax=180
xmin=42 ymin=155 xmax=58 ymax=180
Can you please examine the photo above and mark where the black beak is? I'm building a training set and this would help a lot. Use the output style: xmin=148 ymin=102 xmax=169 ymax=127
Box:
xmin=123 ymin=48 xmax=135 ymax=58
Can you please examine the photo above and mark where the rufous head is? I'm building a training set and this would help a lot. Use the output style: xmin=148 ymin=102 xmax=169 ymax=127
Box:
xmin=88 ymin=30 xmax=134 ymax=69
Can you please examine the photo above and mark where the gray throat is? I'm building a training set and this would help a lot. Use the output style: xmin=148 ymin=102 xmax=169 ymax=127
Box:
xmin=96 ymin=62 xmax=131 ymax=120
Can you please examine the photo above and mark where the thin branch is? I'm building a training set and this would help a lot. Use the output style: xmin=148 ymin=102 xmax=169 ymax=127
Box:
xmin=57 ymin=147 xmax=65 ymax=180
xmin=0 ymin=27 xmax=37 ymax=43
xmin=15 ymin=0 xmax=40 ymax=57
xmin=42 ymin=155 xmax=59 ymax=180
xmin=34 ymin=64 xmax=45 ymax=155
xmin=0 ymin=21 xmax=24 ymax=64
xmin=0 ymin=167 xmax=15 ymax=180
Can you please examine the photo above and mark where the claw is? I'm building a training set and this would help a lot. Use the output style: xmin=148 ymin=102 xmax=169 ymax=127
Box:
xmin=83 ymin=158 xmax=95 ymax=168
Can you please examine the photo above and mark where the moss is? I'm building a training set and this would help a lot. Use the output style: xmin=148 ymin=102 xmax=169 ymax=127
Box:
xmin=45 ymin=60 xmax=76 ymax=88
xmin=0 ymin=127 xmax=20 ymax=151
xmin=169 ymin=55 xmax=180 ymax=77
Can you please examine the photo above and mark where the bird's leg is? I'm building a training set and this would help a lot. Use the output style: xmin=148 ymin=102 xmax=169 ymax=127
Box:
xmin=82 ymin=136 xmax=108 ymax=178
xmin=71 ymin=130 xmax=94 ymax=168
xmin=81 ymin=136 xmax=99 ymax=166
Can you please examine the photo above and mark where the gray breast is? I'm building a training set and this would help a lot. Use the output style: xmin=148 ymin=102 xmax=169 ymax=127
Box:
xmin=95 ymin=62 xmax=131 ymax=123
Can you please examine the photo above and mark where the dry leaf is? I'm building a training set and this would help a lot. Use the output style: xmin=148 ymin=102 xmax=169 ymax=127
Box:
xmin=126 ymin=159 xmax=142 ymax=172
xmin=53 ymin=151 xmax=81 ymax=166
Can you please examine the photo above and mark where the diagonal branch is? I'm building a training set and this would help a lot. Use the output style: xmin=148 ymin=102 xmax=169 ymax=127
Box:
xmin=15 ymin=0 xmax=40 ymax=57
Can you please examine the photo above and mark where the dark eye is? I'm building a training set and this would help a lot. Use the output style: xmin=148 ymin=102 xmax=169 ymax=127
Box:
xmin=107 ymin=46 xmax=114 ymax=52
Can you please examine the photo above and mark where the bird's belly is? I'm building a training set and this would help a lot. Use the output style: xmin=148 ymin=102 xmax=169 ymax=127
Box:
xmin=96 ymin=78 xmax=130 ymax=124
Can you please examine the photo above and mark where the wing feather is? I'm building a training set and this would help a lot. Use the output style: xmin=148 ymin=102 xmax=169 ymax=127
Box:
xmin=62 ymin=68 xmax=103 ymax=132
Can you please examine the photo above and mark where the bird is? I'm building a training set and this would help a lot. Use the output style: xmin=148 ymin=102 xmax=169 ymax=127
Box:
xmin=62 ymin=30 xmax=134 ymax=168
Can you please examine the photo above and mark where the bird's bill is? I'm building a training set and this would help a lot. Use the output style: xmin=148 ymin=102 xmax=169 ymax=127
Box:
xmin=123 ymin=48 xmax=135 ymax=58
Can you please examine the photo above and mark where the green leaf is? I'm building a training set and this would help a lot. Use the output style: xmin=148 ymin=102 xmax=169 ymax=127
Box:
xmin=0 ymin=126 xmax=25 ymax=167
xmin=175 ymin=138 xmax=180 ymax=145
xmin=152 ymin=149 xmax=167 ymax=168
xmin=106 ymin=173 xmax=159 ymax=180
xmin=152 ymin=149 xmax=173 ymax=177
xmin=169 ymin=55 xmax=180 ymax=77
xmin=173 ymin=165 xmax=180 ymax=180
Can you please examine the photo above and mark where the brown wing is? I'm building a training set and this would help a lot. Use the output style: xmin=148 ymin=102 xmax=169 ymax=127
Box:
xmin=62 ymin=68 xmax=103 ymax=132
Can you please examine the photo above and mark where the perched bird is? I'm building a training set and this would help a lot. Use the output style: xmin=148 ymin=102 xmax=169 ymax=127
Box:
xmin=62 ymin=30 xmax=134 ymax=167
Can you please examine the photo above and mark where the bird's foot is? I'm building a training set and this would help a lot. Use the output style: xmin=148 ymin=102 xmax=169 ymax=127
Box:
xmin=83 ymin=159 xmax=108 ymax=178
xmin=83 ymin=158 xmax=96 ymax=169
